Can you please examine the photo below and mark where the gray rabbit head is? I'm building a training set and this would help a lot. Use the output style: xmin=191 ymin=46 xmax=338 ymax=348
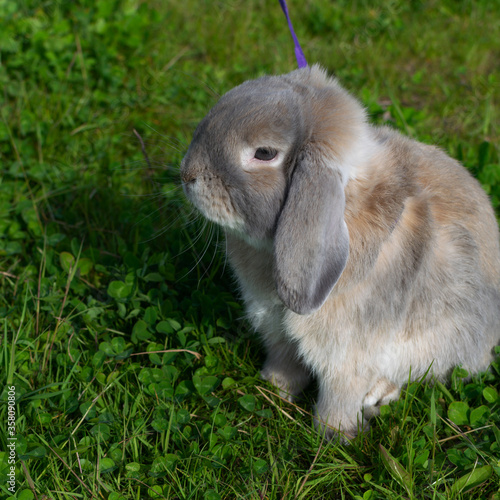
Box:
xmin=181 ymin=65 xmax=368 ymax=314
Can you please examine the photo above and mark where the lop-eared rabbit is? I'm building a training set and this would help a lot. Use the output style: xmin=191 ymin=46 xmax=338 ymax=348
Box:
xmin=180 ymin=65 xmax=500 ymax=439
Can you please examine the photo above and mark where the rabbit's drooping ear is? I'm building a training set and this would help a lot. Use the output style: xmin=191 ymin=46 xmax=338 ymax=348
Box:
xmin=273 ymin=148 xmax=349 ymax=315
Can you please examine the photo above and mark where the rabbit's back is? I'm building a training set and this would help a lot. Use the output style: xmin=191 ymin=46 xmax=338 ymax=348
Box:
xmin=374 ymin=126 xmax=500 ymax=288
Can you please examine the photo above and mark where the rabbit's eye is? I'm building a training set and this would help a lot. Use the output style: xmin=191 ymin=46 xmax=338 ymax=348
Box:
xmin=254 ymin=147 xmax=277 ymax=161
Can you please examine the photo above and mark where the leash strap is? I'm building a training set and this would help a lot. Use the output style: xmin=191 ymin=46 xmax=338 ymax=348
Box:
xmin=278 ymin=0 xmax=308 ymax=68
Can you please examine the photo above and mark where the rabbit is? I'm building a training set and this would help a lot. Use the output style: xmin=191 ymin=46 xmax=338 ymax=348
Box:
xmin=180 ymin=64 xmax=500 ymax=439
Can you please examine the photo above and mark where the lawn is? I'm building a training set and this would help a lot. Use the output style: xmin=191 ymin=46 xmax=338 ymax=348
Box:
xmin=0 ymin=0 xmax=500 ymax=498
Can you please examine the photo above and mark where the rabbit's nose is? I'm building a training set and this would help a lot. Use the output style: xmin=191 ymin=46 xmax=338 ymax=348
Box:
xmin=181 ymin=171 xmax=197 ymax=185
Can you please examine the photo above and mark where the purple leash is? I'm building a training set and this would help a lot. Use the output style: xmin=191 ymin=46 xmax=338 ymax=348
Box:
xmin=278 ymin=0 xmax=308 ymax=68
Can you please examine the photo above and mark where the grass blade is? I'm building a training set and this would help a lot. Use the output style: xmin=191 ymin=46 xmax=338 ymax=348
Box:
xmin=450 ymin=464 xmax=493 ymax=494
xmin=379 ymin=444 xmax=414 ymax=499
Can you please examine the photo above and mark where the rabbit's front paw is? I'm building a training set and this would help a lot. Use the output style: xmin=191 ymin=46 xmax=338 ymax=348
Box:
xmin=361 ymin=378 xmax=400 ymax=419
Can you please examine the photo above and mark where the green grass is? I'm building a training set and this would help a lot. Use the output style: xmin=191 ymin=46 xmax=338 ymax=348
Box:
xmin=0 ymin=0 xmax=500 ymax=498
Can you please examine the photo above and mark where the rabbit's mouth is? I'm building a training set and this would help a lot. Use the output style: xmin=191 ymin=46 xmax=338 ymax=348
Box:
xmin=183 ymin=176 xmax=245 ymax=232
